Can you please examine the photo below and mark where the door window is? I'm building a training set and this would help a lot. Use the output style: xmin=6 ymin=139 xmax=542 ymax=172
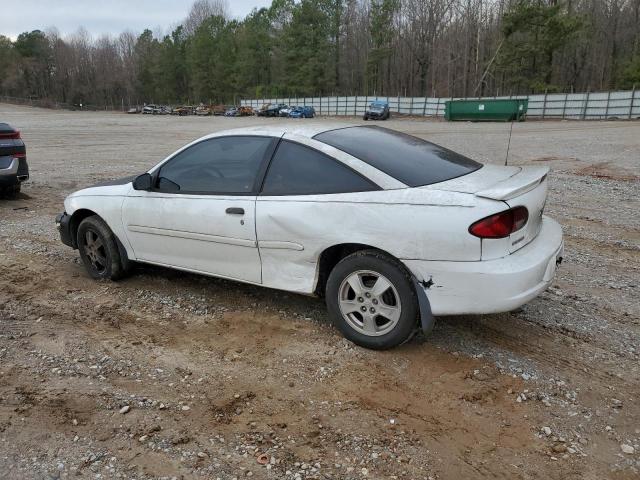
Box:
xmin=261 ymin=141 xmax=379 ymax=196
xmin=157 ymin=136 xmax=273 ymax=194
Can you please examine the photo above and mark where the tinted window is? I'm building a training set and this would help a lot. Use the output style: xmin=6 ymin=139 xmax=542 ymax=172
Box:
xmin=261 ymin=141 xmax=379 ymax=196
xmin=157 ymin=136 xmax=272 ymax=194
xmin=314 ymin=126 xmax=482 ymax=187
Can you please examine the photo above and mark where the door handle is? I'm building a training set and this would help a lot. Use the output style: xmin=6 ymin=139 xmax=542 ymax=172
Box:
xmin=226 ymin=207 xmax=244 ymax=215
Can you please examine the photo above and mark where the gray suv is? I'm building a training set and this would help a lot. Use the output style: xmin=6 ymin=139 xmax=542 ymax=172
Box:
xmin=0 ymin=122 xmax=29 ymax=199
xmin=363 ymin=101 xmax=390 ymax=121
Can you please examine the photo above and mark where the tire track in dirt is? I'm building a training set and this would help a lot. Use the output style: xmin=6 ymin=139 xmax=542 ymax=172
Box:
xmin=1 ymin=245 xmax=603 ymax=479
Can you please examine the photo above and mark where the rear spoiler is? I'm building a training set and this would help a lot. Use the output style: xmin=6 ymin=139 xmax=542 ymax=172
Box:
xmin=475 ymin=166 xmax=549 ymax=201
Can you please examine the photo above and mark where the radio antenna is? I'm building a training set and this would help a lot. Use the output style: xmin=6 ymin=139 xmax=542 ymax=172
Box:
xmin=504 ymin=120 xmax=514 ymax=166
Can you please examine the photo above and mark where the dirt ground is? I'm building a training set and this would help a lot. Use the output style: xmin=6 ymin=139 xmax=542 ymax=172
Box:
xmin=0 ymin=104 xmax=638 ymax=480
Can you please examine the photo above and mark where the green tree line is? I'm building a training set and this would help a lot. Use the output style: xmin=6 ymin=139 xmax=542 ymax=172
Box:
xmin=1 ymin=0 xmax=639 ymax=108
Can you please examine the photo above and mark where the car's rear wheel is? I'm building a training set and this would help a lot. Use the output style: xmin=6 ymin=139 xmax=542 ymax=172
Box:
xmin=77 ymin=216 xmax=126 ymax=280
xmin=363 ymin=115 xmax=368 ymax=121
xmin=1 ymin=184 xmax=21 ymax=199
xmin=326 ymin=250 xmax=418 ymax=349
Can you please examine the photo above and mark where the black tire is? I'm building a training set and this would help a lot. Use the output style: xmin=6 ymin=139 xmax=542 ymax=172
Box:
xmin=326 ymin=250 xmax=419 ymax=350
xmin=77 ymin=216 xmax=126 ymax=280
xmin=1 ymin=183 xmax=20 ymax=199
xmin=363 ymin=115 xmax=368 ymax=121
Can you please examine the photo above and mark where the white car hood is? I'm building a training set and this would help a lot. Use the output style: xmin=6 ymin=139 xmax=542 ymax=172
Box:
xmin=68 ymin=176 xmax=135 ymax=198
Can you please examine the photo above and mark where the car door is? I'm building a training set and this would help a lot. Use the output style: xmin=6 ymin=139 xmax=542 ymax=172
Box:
xmin=122 ymin=135 xmax=276 ymax=284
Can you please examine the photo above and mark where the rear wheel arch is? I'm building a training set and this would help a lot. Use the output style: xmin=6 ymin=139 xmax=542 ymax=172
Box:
xmin=314 ymin=243 xmax=412 ymax=296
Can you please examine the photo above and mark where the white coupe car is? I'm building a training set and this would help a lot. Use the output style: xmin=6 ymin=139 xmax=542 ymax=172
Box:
xmin=56 ymin=125 xmax=563 ymax=349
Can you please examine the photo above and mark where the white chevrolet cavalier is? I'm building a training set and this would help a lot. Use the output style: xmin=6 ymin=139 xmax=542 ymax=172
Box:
xmin=56 ymin=125 xmax=563 ymax=349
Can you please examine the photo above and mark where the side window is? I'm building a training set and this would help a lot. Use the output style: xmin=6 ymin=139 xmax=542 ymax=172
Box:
xmin=157 ymin=136 xmax=273 ymax=194
xmin=261 ymin=141 xmax=379 ymax=196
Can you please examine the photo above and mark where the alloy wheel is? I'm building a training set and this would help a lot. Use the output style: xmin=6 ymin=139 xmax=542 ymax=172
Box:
xmin=338 ymin=270 xmax=401 ymax=336
xmin=83 ymin=229 xmax=107 ymax=274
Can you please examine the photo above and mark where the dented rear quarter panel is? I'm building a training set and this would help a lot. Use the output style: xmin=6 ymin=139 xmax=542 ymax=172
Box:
xmin=256 ymin=188 xmax=506 ymax=294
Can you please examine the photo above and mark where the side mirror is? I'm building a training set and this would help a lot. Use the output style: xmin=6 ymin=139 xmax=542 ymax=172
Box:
xmin=132 ymin=173 xmax=153 ymax=191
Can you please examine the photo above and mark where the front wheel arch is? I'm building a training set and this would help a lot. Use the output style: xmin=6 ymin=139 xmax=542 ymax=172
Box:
xmin=70 ymin=209 xmax=132 ymax=273
xmin=69 ymin=209 xmax=99 ymax=248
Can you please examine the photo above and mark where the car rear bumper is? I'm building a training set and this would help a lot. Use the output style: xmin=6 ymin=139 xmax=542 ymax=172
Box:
xmin=404 ymin=216 xmax=564 ymax=315
xmin=55 ymin=212 xmax=75 ymax=248
xmin=0 ymin=157 xmax=29 ymax=186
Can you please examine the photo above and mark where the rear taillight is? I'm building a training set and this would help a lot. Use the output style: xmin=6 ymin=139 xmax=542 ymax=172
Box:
xmin=469 ymin=206 xmax=529 ymax=239
xmin=0 ymin=130 xmax=21 ymax=139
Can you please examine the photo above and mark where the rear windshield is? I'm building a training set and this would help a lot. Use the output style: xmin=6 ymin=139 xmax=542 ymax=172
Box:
xmin=314 ymin=126 xmax=482 ymax=187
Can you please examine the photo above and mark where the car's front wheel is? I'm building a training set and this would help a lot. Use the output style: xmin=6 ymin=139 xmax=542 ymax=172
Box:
xmin=77 ymin=216 xmax=127 ymax=280
xmin=326 ymin=250 xmax=418 ymax=349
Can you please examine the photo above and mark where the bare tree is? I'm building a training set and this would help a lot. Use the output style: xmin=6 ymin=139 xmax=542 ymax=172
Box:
xmin=183 ymin=0 xmax=229 ymax=36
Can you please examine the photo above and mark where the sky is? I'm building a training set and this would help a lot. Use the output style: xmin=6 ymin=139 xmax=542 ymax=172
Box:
xmin=3 ymin=0 xmax=272 ymax=40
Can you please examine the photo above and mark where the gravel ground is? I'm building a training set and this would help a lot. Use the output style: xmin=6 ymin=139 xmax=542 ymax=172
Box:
xmin=0 ymin=104 xmax=639 ymax=480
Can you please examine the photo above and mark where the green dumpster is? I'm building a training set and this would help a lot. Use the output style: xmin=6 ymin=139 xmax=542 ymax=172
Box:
xmin=444 ymin=99 xmax=528 ymax=121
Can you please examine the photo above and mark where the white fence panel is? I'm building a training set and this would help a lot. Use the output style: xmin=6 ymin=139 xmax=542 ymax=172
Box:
xmin=240 ymin=89 xmax=640 ymax=120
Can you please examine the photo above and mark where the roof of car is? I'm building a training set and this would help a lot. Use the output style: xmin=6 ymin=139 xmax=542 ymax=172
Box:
xmin=211 ymin=123 xmax=357 ymax=139
xmin=0 ymin=122 xmax=16 ymax=133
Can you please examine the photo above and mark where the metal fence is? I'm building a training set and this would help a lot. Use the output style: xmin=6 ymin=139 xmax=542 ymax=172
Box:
xmin=3 ymin=90 xmax=639 ymax=120
xmin=241 ymin=89 xmax=640 ymax=120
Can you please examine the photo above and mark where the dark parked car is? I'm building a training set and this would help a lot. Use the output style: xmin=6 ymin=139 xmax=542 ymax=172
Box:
xmin=289 ymin=106 xmax=316 ymax=118
xmin=363 ymin=101 xmax=390 ymax=120
xmin=256 ymin=104 xmax=271 ymax=116
xmin=257 ymin=103 xmax=286 ymax=117
xmin=0 ymin=123 xmax=29 ymax=199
